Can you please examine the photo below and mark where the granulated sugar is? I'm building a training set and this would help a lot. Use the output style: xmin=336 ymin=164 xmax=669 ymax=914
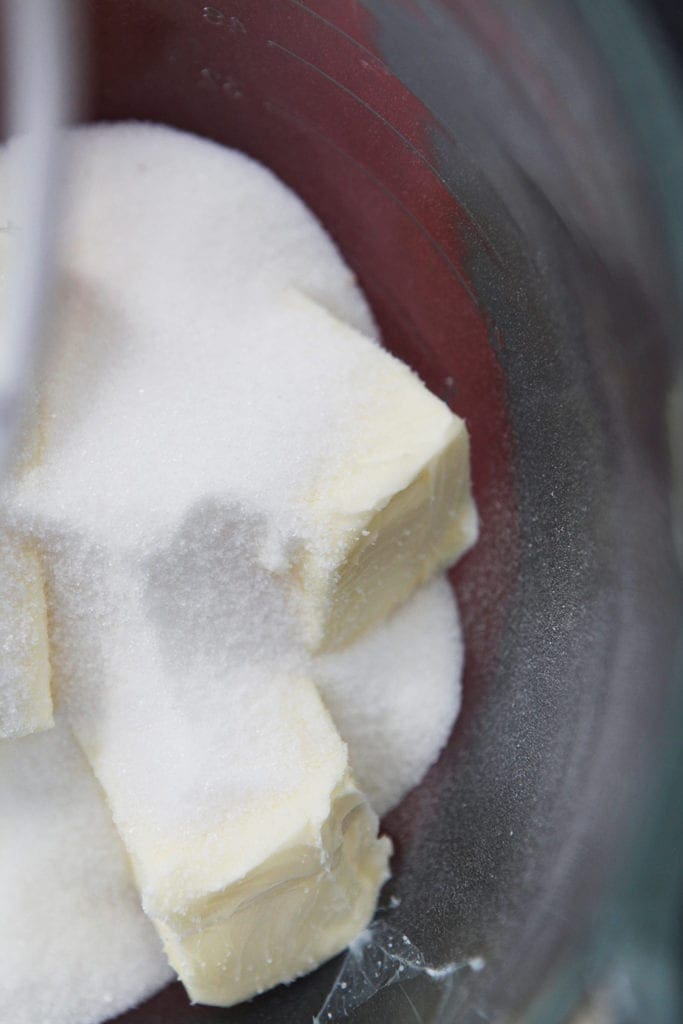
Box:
xmin=0 ymin=719 xmax=173 ymax=1024
xmin=313 ymin=575 xmax=463 ymax=817
xmin=0 ymin=124 xmax=468 ymax=1023
xmin=4 ymin=122 xmax=377 ymax=548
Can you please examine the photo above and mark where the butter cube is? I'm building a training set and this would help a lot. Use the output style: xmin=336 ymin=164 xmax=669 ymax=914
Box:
xmin=287 ymin=293 xmax=477 ymax=652
xmin=0 ymin=534 xmax=52 ymax=737
xmin=157 ymin=765 xmax=390 ymax=1006
xmin=70 ymin=644 xmax=390 ymax=1007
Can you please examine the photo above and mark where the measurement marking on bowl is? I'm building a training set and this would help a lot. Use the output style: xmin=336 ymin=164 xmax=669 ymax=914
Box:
xmin=202 ymin=6 xmax=224 ymax=25
xmin=198 ymin=67 xmax=243 ymax=99
xmin=202 ymin=6 xmax=246 ymax=33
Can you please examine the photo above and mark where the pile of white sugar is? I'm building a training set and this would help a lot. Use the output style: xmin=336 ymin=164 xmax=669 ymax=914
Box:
xmin=0 ymin=124 xmax=465 ymax=1024
xmin=315 ymin=575 xmax=462 ymax=816
xmin=0 ymin=721 xmax=174 ymax=1024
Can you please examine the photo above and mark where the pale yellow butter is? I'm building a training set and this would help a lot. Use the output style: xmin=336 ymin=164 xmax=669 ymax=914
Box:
xmin=157 ymin=773 xmax=390 ymax=1006
xmin=0 ymin=229 xmax=52 ymax=738
xmin=0 ymin=535 xmax=52 ymax=738
xmin=287 ymin=293 xmax=478 ymax=652
xmin=81 ymin=670 xmax=390 ymax=1008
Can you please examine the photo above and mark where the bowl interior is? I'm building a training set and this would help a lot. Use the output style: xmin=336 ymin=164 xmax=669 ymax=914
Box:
xmin=84 ymin=3 xmax=681 ymax=1022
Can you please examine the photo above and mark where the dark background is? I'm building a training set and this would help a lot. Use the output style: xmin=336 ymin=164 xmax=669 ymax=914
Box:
xmin=652 ymin=0 xmax=683 ymax=59
xmin=650 ymin=0 xmax=683 ymax=1004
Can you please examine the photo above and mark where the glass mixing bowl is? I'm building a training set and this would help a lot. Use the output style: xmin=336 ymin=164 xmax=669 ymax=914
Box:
xmin=9 ymin=2 xmax=683 ymax=1021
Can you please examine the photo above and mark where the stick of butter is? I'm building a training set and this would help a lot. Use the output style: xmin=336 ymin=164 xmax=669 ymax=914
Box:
xmin=0 ymin=534 xmax=52 ymax=738
xmin=156 ymin=757 xmax=390 ymax=1007
xmin=62 ymin=582 xmax=391 ymax=1012
xmin=285 ymin=292 xmax=477 ymax=653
